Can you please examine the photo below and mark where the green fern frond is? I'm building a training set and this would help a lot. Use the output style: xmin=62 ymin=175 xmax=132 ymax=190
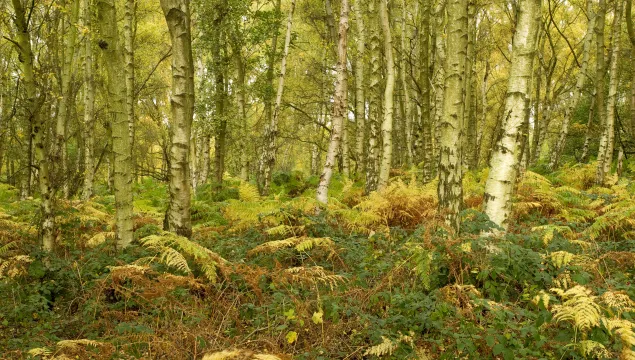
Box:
xmin=602 ymin=318 xmax=635 ymax=359
xmin=551 ymin=285 xmax=601 ymax=331
xmin=282 ymin=266 xmax=346 ymax=290
xmin=550 ymin=251 xmax=576 ymax=269
xmin=238 ymin=182 xmax=261 ymax=202
xmin=57 ymin=339 xmax=104 ymax=349
xmin=139 ymin=232 xmax=228 ymax=283
xmin=0 ymin=241 xmax=16 ymax=256
xmin=576 ymin=340 xmax=610 ymax=358
xmin=601 ymin=291 xmax=635 ymax=316
xmin=248 ymin=236 xmax=335 ymax=256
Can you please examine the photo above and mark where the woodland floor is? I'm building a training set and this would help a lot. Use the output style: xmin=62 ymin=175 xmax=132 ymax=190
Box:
xmin=1 ymin=163 xmax=635 ymax=359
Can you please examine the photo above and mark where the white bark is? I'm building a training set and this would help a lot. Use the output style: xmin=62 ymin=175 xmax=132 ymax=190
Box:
xmin=98 ymin=0 xmax=134 ymax=247
xmin=317 ymin=0 xmax=349 ymax=204
xmin=161 ymin=0 xmax=195 ymax=237
xmin=378 ymin=0 xmax=395 ymax=190
xmin=597 ymin=0 xmax=622 ymax=184
xmin=483 ymin=0 xmax=542 ymax=231
xmin=437 ymin=0 xmax=467 ymax=232
xmin=82 ymin=0 xmax=95 ymax=201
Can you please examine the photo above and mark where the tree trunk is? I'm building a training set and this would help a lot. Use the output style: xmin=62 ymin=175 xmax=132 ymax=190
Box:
xmin=627 ymin=0 xmax=635 ymax=135
xmin=399 ymin=0 xmax=413 ymax=167
xmin=316 ymin=0 xmax=349 ymax=204
xmin=82 ymin=0 xmax=96 ymax=201
xmin=483 ymin=0 xmax=541 ymax=231
xmin=232 ymin=32 xmax=249 ymax=182
xmin=199 ymin=135 xmax=210 ymax=184
xmin=549 ymin=0 xmax=595 ymax=169
xmin=464 ymin=0 xmax=477 ymax=171
xmin=161 ymin=0 xmax=195 ymax=237
xmin=593 ymin=0 xmax=607 ymax=182
xmin=11 ymin=0 xmax=55 ymax=250
xmin=124 ymin=0 xmax=136 ymax=181
xmin=365 ymin=0 xmax=381 ymax=194
xmin=378 ymin=0 xmax=396 ymax=190
xmin=580 ymin=94 xmax=595 ymax=163
xmin=54 ymin=0 xmax=80 ymax=199
xmin=98 ymin=0 xmax=134 ymax=247
xmin=596 ymin=0 xmax=622 ymax=184
xmin=437 ymin=0 xmax=468 ymax=232
xmin=354 ymin=0 xmax=366 ymax=177
xmin=260 ymin=0 xmax=295 ymax=195
xmin=432 ymin=0 xmax=447 ymax=170
xmin=419 ymin=0 xmax=434 ymax=182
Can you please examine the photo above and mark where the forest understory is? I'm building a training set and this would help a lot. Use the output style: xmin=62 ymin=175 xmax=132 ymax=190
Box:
xmin=1 ymin=163 xmax=635 ymax=359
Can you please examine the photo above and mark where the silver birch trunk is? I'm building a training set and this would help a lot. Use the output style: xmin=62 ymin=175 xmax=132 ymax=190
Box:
xmin=161 ymin=0 xmax=195 ymax=237
xmin=316 ymin=0 xmax=349 ymax=204
xmin=82 ymin=0 xmax=96 ymax=201
xmin=597 ymin=0 xmax=622 ymax=184
xmin=432 ymin=0 xmax=447 ymax=168
xmin=594 ymin=0 xmax=607 ymax=183
xmin=11 ymin=0 xmax=55 ymax=250
xmin=437 ymin=0 xmax=467 ymax=232
xmin=365 ymin=0 xmax=381 ymax=194
xmin=419 ymin=0 xmax=434 ymax=182
xmin=378 ymin=0 xmax=395 ymax=190
xmin=464 ymin=0 xmax=477 ymax=171
xmin=98 ymin=0 xmax=134 ymax=247
xmin=354 ymin=0 xmax=366 ymax=176
xmin=400 ymin=0 xmax=413 ymax=167
xmin=483 ymin=0 xmax=541 ymax=231
xmin=55 ymin=0 xmax=80 ymax=198
xmin=124 ymin=0 xmax=135 ymax=180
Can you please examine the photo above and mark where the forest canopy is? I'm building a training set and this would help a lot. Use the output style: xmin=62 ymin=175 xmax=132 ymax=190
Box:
xmin=1 ymin=0 xmax=635 ymax=358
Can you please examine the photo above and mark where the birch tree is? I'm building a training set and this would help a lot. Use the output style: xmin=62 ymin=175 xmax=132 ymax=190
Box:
xmin=419 ymin=0 xmax=434 ymax=183
xmin=378 ymin=0 xmax=396 ymax=190
xmin=317 ymin=0 xmax=349 ymax=204
xmin=161 ymin=0 xmax=195 ymax=237
xmin=483 ymin=0 xmax=541 ymax=231
xmin=353 ymin=0 xmax=366 ymax=176
xmin=596 ymin=0 xmax=623 ymax=185
xmin=97 ymin=0 xmax=134 ymax=247
xmin=437 ymin=0 xmax=467 ymax=232
xmin=10 ymin=0 xmax=55 ymax=250
xmin=82 ymin=0 xmax=96 ymax=200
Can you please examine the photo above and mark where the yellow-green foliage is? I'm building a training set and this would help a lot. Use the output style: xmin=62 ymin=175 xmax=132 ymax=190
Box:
xmin=248 ymin=236 xmax=335 ymax=256
xmin=551 ymin=285 xmax=601 ymax=331
xmin=238 ymin=182 xmax=261 ymax=202
xmin=223 ymin=199 xmax=284 ymax=232
xmin=551 ymin=286 xmax=635 ymax=359
xmin=584 ymin=199 xmax=635 ymax=241
xmin=553 ymin=162 xmax=597 ymax=190
xmin=138 ymin=232 xmax=228 ymax=283
xmin=279 ymin=266 xmax=346 ymax=290
xmin=28 ymin=339 xmax=108 ymax=359
xmin=336 ymin=179 xmax=437 ymax=234
xmin=549 ymin=251 xmax=576 ymax=269
xmin=514 ymin=171 xmax=599 ymax=222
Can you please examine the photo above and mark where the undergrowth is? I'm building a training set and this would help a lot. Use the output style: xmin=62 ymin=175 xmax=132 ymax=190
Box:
xmin=1 ymin=164 xmax=635 ymax=359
